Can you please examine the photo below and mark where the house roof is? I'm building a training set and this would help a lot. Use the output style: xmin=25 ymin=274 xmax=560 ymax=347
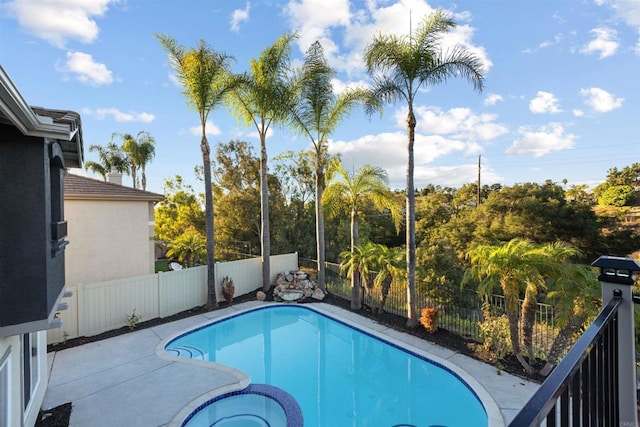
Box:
xmin=0 ymin=66 xmax=83 ymax=168
xmin=64 ymin=174 xmax=164 ymax=202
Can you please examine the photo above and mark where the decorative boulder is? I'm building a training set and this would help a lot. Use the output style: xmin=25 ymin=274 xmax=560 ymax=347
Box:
xmin=273 ymin=269 xmax=320 ymax=302
xmin=256 ymin=291 xmax=266 ymax=301
xmin=312 ymin=288 xmax=325 ymax=301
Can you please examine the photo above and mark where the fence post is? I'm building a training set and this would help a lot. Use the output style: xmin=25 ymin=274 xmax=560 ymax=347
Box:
xmin=592 ymin=255 xmax=640 ymax=427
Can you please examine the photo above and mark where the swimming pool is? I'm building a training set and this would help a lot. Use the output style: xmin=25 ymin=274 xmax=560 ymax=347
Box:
xmin=165 ymin=305 xmax=488 ymax=426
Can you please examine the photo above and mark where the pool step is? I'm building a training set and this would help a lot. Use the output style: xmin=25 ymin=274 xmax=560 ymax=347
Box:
xmin=166 ymin=345 xmax=206 ymax=360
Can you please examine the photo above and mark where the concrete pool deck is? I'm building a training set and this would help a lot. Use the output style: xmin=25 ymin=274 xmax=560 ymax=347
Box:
xmin=43 ymin=300 xmax=539 ymax=426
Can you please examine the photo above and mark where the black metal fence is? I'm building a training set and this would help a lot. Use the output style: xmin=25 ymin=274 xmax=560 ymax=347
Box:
xmin=300 ymin=258 xmax=556 ymax=357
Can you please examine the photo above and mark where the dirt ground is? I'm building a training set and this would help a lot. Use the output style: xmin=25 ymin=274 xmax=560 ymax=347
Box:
xmin=38 ymin=290 xmax=543 ymax=426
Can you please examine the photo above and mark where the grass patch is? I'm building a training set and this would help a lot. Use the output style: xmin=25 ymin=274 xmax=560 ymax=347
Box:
xmin=155 ymin=259 xmax=169 ymax=273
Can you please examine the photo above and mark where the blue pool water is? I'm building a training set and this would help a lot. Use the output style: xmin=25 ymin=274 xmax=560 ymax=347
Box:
xmin=187 ymin=393 xmax=286 ymax=426
xmin=166 ymin=305 xmax=487 ymax=427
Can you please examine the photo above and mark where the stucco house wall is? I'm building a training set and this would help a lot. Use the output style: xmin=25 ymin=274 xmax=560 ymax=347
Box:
xmin=0 ymin=64 xmax=83 ymax=427
xmin=64 ymin=174 xmax=162 ymax=286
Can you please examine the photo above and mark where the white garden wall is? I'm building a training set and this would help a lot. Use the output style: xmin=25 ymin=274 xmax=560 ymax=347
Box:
xmin=48 ymin=253 xmax=298 ymax=344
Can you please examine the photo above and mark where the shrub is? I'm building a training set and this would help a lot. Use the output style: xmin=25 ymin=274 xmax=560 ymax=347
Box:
xmin=598 ymin=185 xmax=635 ymax=207
xmin=478 ymin=314 xmax=512 ymax=360
xmin=420 ymin=307 xmax=439 ymax=333
xmin=127 ymin=309 xmax=140 ymax=331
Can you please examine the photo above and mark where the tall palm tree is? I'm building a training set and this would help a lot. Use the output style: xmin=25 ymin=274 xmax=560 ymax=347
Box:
xmin=323 ymin=158 xmax=402 ymax=310
xmin=289 ymin=41 xmax=374 ymax=292
xmin=84 ymin=141 xmax=129 ymax=181
xmin=121 ymin=131 xmax=156 ymax=190
xmin=157 ymin=34 xmax=236 ymax=310
xmin=227 ymin=32 xmax=298 ymax=292
xmin=364 ymin=10 xmax=485 ymax=327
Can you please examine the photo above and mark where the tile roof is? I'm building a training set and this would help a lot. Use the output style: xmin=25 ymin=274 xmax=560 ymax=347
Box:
xmin=64 ymin=173 xmax=163 ymax=202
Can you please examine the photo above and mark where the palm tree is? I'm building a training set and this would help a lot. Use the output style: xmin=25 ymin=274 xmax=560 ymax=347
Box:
xmin=289 ymin=41 xmax=374 ymax=292
xmin=339 ymin=242 xmax=375 ymax=303
xmin=323 ymin=158 xmax=402 ymax=310
xmin=540 ymin=263 xmax=600 ymax=376
xmin=157 ymin=34 xmax=236 ymax=310
xmin=84 ymin=141 xmax=129 ymax=181
xmin=371 ymin=244 xmax=406 ymax=315
xmin=520 ymin=241 xmax=581 ymax=365
xmin=227 ymin=32 xmax=297 ymax=292
xmin=121 ymin=131 xmax=156 ymax=190
xmin=464 ymin=238 xmax=540 ymax=374
xmin=166 ymin=230 xmax=206 ymax=268
xmin=364 ymin=10 xmax=485 ymax=327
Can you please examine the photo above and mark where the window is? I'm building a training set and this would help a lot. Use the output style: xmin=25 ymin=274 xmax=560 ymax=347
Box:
xmin=0 ymin=348 xmax=10 ymax=427
xmin=22 ymin=332 xmax=39 ymax=412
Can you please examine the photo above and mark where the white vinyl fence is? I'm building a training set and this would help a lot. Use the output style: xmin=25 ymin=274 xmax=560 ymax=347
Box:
xmin=48 ymin=253 xmax=298 ymax=344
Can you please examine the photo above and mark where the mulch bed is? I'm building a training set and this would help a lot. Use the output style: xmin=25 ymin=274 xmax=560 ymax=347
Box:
xmin=39 ymin=289 xmax=544 ymax=426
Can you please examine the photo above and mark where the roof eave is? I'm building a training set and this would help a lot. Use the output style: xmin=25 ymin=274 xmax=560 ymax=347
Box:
xmin=0 ymin=66 xmax=83 ymax=168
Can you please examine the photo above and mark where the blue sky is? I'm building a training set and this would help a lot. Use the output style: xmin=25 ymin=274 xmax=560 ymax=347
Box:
xmin=1 ymin=0 xmax=638 ymax=195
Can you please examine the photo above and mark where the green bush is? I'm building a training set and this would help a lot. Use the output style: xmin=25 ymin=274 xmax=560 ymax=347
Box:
xmin=598 ymin=185 xmax=635 ymax=207
xmin=478 ymin=314 xmax=512 ymax=360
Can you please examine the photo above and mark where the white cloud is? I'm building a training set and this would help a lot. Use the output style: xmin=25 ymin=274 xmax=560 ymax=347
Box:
xmin=539 ymin=34 xmax=563 ymax=49
xmin=56 ymin=51 xmax=113 ymax=85
xmin=596 ymin=0 xmax=640 ymax=55
xmin=581 ymin=27 xmax=619 ymax=58
xmin=235 ymin=127 xmax=275 ymax=140
xmin=285 ymin=0 xmax=492 ymax=75
xmin=484 ymin=93 xmax=503 ymax=106
xmin=230 ymin=2 xmax=250 ymax=32
xmin=405 ymin=106 xmax=508 ymax=141
xmin=327 ymin=131 xmax=498 ymax=189
xmin=579 ymin=87 xmax=624 ymax=112
xmin=572 ymin=109 xmax=584 ymax=117
xmin=613 ymin=3 xmax=640 ymax=54
xmin=1 ymin=0 xmax=116 ymax=47
xmin=82 ymin=108 xmax=155 ymax=123
xmin=189 ymin=121 xmax=221 ymax=136
xmin=529 ymin=91 xmax=562 ymax=114
xmin=330 ymin=77 xmax=369 ymax=95
xmin=285 ymin=0 xmax=351 ymax=67
xmin=507 ymin=123 xmax=576 ymax=157
xmin=413 ymin=164 xmax=502 ymax=188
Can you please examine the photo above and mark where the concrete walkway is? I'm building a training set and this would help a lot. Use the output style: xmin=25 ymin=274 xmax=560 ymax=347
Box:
xmin=44 ymin=301 xmax=539 ymax=426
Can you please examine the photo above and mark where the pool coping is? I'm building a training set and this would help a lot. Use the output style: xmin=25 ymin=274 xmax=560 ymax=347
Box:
xmin=157 ymin=301 xmax=506 ymax=427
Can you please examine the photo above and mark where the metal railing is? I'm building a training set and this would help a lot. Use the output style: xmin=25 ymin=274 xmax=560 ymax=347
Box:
xmin=508 ymin=293 xmax=622 ymax=426
xmin=508 ymin=256 xmax=639 ymax=427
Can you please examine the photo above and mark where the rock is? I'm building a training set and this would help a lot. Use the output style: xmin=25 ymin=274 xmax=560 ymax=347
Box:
xmin=256 ymin=291 xmax=266 ymax=301
xmin=312 ymin=288 xmax=325 ymax=301
xmin=273 ymin=269 xmax=321 ymax=302
xmin=281 ymin=291 xmax=303 ymax=302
